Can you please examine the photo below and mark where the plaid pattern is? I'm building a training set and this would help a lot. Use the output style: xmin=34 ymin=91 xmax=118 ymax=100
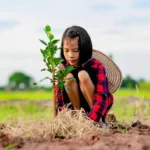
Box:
xmin=54 ymin=58 xmax=114 ymax=122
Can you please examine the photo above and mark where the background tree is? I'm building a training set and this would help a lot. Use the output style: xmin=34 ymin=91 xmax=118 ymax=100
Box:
xmin=121 ymin=75 xmax=137 ymax=88
xmin=8 ymin=72 xmax=34 ymax=90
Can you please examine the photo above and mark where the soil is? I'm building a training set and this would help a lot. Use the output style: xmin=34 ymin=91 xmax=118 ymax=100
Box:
xmin=1 ymin=117 xmax=150 ymax=150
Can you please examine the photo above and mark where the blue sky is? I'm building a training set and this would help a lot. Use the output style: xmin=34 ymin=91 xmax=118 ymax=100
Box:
xmin=0 ymin=0 xmax=150 ymax=86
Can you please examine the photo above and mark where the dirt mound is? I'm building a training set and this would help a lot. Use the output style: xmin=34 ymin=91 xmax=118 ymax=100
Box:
xmin=1 ymin=117 xmax=150 ymax=150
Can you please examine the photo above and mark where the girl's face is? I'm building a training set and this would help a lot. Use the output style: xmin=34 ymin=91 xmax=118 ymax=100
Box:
xmin=63 ymin=37 xmax=79 ymax=66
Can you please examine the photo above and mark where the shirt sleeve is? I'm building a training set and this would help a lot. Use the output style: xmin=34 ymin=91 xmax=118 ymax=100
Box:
xmin=88 ymin=60 xmax=110 ymax=122
xmin=54 ymin=85 xmax=65 ymax=112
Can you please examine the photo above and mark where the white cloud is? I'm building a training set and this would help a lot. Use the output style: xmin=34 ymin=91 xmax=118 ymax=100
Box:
xmin=0 ymin=0 xmax=150 ymax=86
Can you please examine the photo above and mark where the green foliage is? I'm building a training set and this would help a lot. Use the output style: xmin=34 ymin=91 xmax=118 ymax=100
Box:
xmin=36 ymin=25 xmax=75 ymax=89
xmin=120 ymin=75 xmax=150 ymax=90
xmin=8 ymin=72 xmax=34 ymax=90
xmin=138 ymin=81 xmax=150 ymax=91
xmin=45 ymin=25 xmax=51 ymax=32
xmin=121 ymin=75 xmax=137 ymax=89
xmin=54 ymin=66 xmax=75 ymax=80
xmin=0 ymin=86 xmax=5 ymax=91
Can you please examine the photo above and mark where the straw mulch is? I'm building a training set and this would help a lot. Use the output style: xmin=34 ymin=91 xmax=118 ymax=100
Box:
xmin=2 ymin=108 xmax=102 ymax=140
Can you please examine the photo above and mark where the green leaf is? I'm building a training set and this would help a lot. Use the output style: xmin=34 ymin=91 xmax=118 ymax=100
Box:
xmin=58 ymin=80 xmax=65 ymax=89
xmin=51 ymin=39 xmax=60 ymax=45
xmin=55 ymin=72 xmax=63 ymax=80
xmin=49 ymin=34 xmax=54 ymax=41
xmin=64 ymin=66 xmax=75 ymax=75
xmin=43 ymin=58 xmax=46 ymax=62
xmin=46 ymin=46 xmax=54 ymax=56
xmin=33 ymin=82 xmax=37 ymax=85
xmin=45 ymin=25 xmax=51 ymax=32
xmin=39 ymin=39 xmax=47 ymax=46
xmin=52 ymin=45 xmax=58 ymax=54
xmin=41 ymin=68 xmax=46 ymax=71
xmin=54 ymin=74 xmax=61 ymax=79
xmin=50 ymin=48 xmax=55 ymax=56
xmin=64 ymin=85 xmax=70 ymax=91
xmin=40 ymin=49 xmax=44 ymax=54
xmin=54 ymin=58 xmax=63 ymax=66
xmin=47 ymin=56 xmax=53 ymax=65
xmin=59 ymin=68 xmax=66 ymax=76
xmin=47 ymin=68 xmax=52 ymax=72
xmin=58 ymin=47 xmax=62 ymax=50
xmin=40 ymin=49 xmax=47 ymax=56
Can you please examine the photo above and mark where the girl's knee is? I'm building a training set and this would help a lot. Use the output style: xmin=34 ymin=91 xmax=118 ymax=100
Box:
xmin=78 ymin=70 xmax=90 ymax=83
xmin=65 ymin=73 xmax=74 ymax=86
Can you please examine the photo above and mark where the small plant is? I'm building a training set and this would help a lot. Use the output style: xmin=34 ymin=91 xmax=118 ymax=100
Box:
xmin=4 ymin=144 xmax=15 ymax=150
xmin=34 ymin=25 xmax=75 ymax=116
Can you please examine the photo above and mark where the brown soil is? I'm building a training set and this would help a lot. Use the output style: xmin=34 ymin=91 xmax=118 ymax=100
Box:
xmin=1 ymin=117 xmax=150 ymax=150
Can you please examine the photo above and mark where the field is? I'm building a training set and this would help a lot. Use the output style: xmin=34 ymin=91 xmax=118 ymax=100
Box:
xmin=0 ymin=88 xmax=150 ymax=150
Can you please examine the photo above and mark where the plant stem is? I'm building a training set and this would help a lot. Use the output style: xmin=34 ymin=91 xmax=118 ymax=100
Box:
xmin=52 ymin=71 xmax=56 ymax=117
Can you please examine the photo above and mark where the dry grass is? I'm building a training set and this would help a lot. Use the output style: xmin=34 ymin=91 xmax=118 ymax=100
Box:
xmin=134 ymin=85 xmax=149 ymax=120
xmin=2 ymin=108 xmax=102 ymax=140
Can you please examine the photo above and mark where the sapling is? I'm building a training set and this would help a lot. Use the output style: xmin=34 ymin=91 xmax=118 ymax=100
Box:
xmin=34 ymin=25 xmax=75 ymax=116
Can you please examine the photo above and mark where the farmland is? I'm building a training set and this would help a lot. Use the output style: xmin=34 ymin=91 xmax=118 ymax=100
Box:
xmin=0 ymin=88 xmax=150 ymax=122
xmin=0 ymin=88 xmax=150 ymax=149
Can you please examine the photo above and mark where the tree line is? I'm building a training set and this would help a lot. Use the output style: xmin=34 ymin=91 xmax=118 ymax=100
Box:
xmin=0 ymin=72 xmax=52 ymax=91
xmin=0 ymin=71 xmax=150 ymax=91
xmin=121 ymin=75 xmax=150 ymax=90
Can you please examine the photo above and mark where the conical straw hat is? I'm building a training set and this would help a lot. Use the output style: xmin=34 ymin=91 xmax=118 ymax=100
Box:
xmin=92 ymin=49 xmax=122 ymax=93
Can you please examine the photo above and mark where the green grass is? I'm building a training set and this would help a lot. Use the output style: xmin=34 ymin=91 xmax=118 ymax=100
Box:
xmin=114 ymin=88 xmax=150 ymax=99
xmin=112 ymin=99 xmax=137 ymax=121
xmin=0 ymin=91 xmax=52 ymax=101
xmin=0 ymin=89 xmax=150 ymax=122
xmin=0 ymin=91 xmax=53 ymax=122
xmin=1 ymin=88 xmax=150 ymax=101
xmin=0 ymin=103 xmax=53 ymax=122
xmin=112 ymin=96 xmax=150 ymax=122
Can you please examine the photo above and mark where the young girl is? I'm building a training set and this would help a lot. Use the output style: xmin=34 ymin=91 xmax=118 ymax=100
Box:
xmin=55 ymin=26 xmax=114 ymax=123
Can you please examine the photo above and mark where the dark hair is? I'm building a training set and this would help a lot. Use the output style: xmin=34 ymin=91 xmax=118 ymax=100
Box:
xmin=60 ymin=26 xmax=93 ymax=65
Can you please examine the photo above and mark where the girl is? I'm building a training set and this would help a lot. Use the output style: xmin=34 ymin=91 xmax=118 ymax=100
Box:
xmin=55 ymin=26 xmax=114 ymax=123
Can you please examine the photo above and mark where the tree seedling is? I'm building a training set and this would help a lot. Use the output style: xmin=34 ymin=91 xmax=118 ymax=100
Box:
xmin=34 ymin=25 xmax=75 ymax=116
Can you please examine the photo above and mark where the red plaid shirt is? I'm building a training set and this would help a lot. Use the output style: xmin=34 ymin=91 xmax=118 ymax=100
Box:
xmin=55 ymin=58 xmax=113 ymax=122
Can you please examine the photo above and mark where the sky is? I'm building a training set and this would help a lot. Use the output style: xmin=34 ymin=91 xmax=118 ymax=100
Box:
xmin=0 ymin=0 xmax=150 ymax=86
